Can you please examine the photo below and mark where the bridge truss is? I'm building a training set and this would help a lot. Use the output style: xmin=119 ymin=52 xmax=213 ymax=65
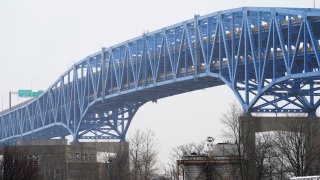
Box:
xmin=1 ymin=7 xmax=320 ymax=143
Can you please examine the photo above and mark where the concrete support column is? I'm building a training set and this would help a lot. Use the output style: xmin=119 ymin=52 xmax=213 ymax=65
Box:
xmin=240 ymin=116 xmax=256 ymax=178
xmin=240 ymin=116 xmax=320 ymax=177
xmin=306 ymin=118 xmax=320 ymax=174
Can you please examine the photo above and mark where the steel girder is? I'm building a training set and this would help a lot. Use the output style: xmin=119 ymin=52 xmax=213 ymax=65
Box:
xmin=1 ymin=7 xmax=320 ymax=143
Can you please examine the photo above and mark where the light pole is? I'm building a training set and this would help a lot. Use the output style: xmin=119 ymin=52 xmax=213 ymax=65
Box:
xmin=1 ymin=92 xmax=6 ymax=111
xmin=9 ymin=91 xmax=11 ymax=109
xmin=31 ymin=78 xmax=37 ymax=94
xmin=1 ymin=92 xmax=14 ymax=111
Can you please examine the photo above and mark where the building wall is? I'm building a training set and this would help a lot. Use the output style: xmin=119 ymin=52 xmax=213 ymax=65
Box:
xmin=1 ymin=140 xmax=129 ymax=180
xmin=179 ymin=158 xmax=245 ymax=180
xmin=178 ymin=143 xmax=247 ymax=180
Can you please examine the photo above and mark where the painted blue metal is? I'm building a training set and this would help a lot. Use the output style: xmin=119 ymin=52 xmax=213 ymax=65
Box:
xmin=1 ymin=7 xmax=320 ymax=143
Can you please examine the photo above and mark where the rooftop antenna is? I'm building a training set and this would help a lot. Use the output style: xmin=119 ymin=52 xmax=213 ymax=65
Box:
xmin=314 ymin=0 xmax=316 ymax=8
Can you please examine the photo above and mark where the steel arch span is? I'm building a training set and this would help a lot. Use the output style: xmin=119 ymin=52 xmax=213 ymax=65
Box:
xmin=1 ymin=7 xmax=320 ymax=143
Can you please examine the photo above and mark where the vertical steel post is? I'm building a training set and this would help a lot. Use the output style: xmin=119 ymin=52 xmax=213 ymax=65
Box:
xmin=9 ymin=91 xmax=11 ymax=109
xmin=231 ymin=14 xmax=235 ymax=86
xmin=218 ymin=15 xmax=222 ymax=74
xmin=163 ymin=29 xmax=167 ymax=79
xmin=304 ymin=18 xmax=308 ymax=73
xmin=101 ymin=48 xmax=106 ymax=99
xmin=287 ymin=15 xmax=291 ymax=75
xmin=272 ymin=17 xmax=276 ymax=80
xmin=244 ymin=10 xmax=249 ymax=106
xmin=194 ymin=14 xmax=199 ymax=80
xmin=258 ymin=11 xmax=262 ymax=89
xmin=143 ymin=33 xmax=147 ymax=85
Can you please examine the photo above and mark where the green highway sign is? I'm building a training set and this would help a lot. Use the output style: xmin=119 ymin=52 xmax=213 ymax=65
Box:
xmin=32 ymin=90 xmax=44 ymax=97
xmin=18 ymin=90 xmax=43 ymax=98
xmin=18 ymin=90 xmax=32 ymax=97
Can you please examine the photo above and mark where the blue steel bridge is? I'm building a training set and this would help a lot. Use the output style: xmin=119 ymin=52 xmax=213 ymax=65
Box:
xmin=1 ymin=7 xmax=320 ymax=143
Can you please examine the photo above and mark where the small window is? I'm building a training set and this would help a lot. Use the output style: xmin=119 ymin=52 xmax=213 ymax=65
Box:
xmin=75 ymin=153 xmax=80 ymax=160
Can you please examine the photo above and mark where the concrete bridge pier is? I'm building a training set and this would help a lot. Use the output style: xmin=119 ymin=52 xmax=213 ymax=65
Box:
xmin=240 ymin=116 xmax=320 ymax=178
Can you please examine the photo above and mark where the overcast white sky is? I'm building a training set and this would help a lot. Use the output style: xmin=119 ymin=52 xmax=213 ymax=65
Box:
xmin=0 ymin=0 xmax=316 ymax=165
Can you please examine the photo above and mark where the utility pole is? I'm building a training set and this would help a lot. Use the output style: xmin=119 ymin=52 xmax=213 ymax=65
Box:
xmin=1 ymin=93 xmax=4 ymax=111
xmin=9 ymin=91 xmax=11 ymax=109
xmin=1 ymin=91 xmax=15 ymax=111
xmin=31 ymin=78 xmax=37 ymax=95
xmin=8 ymin=91 xmax=18 ymax=110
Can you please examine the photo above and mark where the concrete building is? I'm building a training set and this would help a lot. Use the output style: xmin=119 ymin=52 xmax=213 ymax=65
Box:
xmin=176 ymin=142 xmax=247 ymax=180
xmin=2 ymin=139 xmax=129 ymax=180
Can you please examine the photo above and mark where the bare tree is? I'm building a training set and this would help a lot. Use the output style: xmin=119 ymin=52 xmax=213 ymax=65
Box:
xmin=90 ymin=140 xmax=130 ymax=180
xmin=220 ymin=102 xmax=281 ymax=180
xmin=220 ymin=102 xmax=247 ymax=179
xmin=162 ymin=163 xmax=176 ymax=180
xmin=163 ymin=142 xmax=205 ymax=179
xmin=273 ymin=115 xmax=320 ymax=176
xmin=266 ymin=145 xmax=290 ymax=180
xmin=129 ymin=129 xmax=159 ymax=180
xmin=0 ymin=145 xmax=40 ymax=180
xmin=253 ymin=133 xmax=278 ymax=180
xmin=98 ymin=145 xmax=130 ymax=180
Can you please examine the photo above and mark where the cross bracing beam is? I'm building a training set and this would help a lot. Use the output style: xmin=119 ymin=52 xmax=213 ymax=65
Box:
xmin=1 ymin=7 xmax=320 ymax=143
